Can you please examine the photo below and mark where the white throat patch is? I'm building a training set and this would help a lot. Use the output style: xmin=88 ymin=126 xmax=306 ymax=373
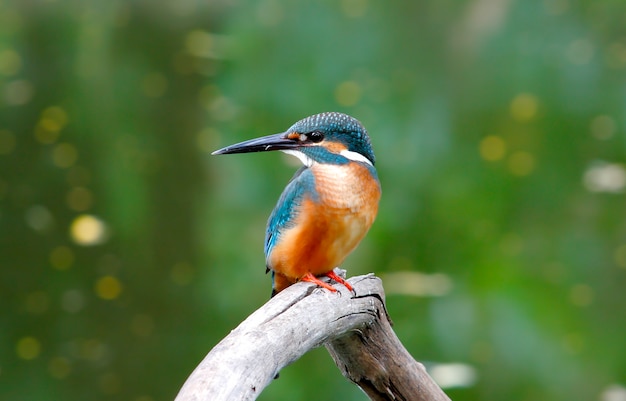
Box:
xmin=281 ymin=149 xmax=314 ymax=167
xmin=340 ymin=149 xmax=373 ymax=166
xmin=281 ymin=148 xmax=373 ymax=167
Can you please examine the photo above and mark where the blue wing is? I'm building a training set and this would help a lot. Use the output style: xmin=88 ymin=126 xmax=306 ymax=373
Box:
xmin=264 ymin=166 xmax=316 ymax=267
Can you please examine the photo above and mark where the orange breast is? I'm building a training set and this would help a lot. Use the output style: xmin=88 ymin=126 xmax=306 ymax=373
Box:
xmin=268 ymin=162 xmax=381 ymax=281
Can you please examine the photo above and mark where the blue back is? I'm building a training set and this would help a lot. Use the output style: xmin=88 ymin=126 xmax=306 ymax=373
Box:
xmin=264 ymin=167 xmax=318 ymax=262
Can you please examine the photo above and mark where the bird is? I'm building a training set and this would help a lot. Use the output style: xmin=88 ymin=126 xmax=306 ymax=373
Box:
xmin=212 ymin=112 xmax=381 ymax=297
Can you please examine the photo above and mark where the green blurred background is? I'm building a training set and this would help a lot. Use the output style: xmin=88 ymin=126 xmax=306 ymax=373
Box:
xmin=2 ymin=0 xmax=626 ymax=400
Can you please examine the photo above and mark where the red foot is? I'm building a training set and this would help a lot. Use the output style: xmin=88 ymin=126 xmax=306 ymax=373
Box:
xmin=325 ymin=270 xmax=353 ymax=292
xmin=300 ymin=271 xmax=354 ymax=293
xmin=301 ymin=272 xmax=337 ymax=292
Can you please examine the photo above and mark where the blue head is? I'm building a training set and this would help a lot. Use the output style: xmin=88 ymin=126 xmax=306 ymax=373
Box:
xmin=212 ymin=112 xmax=376 ymax=167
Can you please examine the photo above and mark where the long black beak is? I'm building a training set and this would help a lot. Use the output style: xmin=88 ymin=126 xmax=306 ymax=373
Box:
xmin=211 ymin=132 xmax=299 ymax=155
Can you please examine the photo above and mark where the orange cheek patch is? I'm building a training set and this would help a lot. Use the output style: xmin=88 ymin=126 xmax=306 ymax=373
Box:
xmin=324 ymin=141 xmax=347 ymax=153
xmin=287 ymin=132 xmax=301 ymax=140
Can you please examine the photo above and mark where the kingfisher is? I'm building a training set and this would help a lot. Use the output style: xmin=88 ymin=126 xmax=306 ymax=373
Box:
xmin=212 ymin=112 xmax=381 ymax=296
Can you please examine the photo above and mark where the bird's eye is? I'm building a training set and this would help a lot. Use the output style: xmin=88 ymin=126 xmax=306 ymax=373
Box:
xmin=308 ymin=131 xmax=324 ymax=143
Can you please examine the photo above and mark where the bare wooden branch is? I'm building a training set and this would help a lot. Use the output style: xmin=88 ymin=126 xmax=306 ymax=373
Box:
xmin=175 ymin=273 xmax=450 ymax=401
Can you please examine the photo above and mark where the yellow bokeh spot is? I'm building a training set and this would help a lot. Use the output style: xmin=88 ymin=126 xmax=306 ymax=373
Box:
xmin=16 ymin=336 xmax=41 ymax=360
xmin=52 ymin=143 xmax=78 ymax=168
xmin=614 ymin=244 xmax=626 ymax=269
xmin=50 ymin=246 xmax=75 ymax=270
xmin=66 ymin=186 xmax=94 ymax=212
xmin=95 ymin=276 xmax=123 ymax=300
xmin=48 ymin=357 xmax=71 ymax=379
xmin=570 ymin=284 xmax=593 ymax=307
xmin=70 ymin=214 xmax=108 ymax=246
xmin=508 ymin=151 xmax=535 ymax=176
xmin=0 ymin=129 xmax=16 ymax=155
xmin=35 ymin=121 xmax=61 ymax=144
xmin=335 ymin=80 xmax=362 ymax=107
xmin=42 ymin=106 xmax=69 ymax=127
xmin=0 ymin=49 xmax=22 ymax=76
xmin=35 ymin=106 xmax=68 ymax=144
xmin=185 ymin=30 xmax=214 ymax=57
xmin=479 ymin=135 xmax=506 ymax=161
xmin=510 ymin=93 xmax=538 ymax=122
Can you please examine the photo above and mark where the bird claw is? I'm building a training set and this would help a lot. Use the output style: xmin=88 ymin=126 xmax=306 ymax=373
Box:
xmin=300 ymin=271 xmax=355 ymax=295
xmin=300 ymin=273 xmax=337 ymax=292
xmin=325 ymin=270 xmax=354 ymax=294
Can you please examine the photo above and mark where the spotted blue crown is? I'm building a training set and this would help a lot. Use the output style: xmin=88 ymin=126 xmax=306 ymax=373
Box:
xmin=289 ymin=112 xmax=376 ymax=165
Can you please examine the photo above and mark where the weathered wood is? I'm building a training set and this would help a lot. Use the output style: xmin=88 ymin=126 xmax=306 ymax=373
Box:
xmin=175 ymin=272 xmax=450 ymax=401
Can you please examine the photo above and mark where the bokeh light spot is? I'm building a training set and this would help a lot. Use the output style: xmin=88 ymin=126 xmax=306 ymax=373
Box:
xmin=48 ymin=357 xmax=71 ymax=379
xmin=590 ymin=115 xmax=616 ymax=140
xmin=567 ymin=38 xmax=594 ymax=65
xmin=185 ymin=30 xmax=214 ymax=57
xmin=583 ymin=162 xmax=626 ymax=193
xmin=0 ymin=49 xmax=22 ymax=76
xmin=335 ymin=80 xmax=362 ymax=107
xmin=95 ymin=275 xmax=122 ymax=300
xmin=66 ymin=186 xmax=94 ymax=212
xmin=382 ymin=271 xmax=452 ymax=297
xmin=171 ymin=262 xmax=194 ymax=286
xmin=479 ymin=135 xmax=506 ymax=161
xmin=43 ymin=106 xmax=69 ymax=127
xmin=4 ymin=79 xmax=33 ymax=105
xmin=70 ymin=214 xmax=108 ymax=246
xmin=601 ymin=384 xmax=626 ymax=401
xmin=24 ymin=291 xmax=50 ymax=314
xmin=507 ymin=151 xmax=535 ymax=176
xmin=430 ymin=363 xmax=477 ymax=389
xmin=50 ymin=246 xmax=75 ymax=270
xmin=52 ymin=143 xmax=78 ymax=168
xmin=569 ymin=283 xmax=593 ymax=307
xmin=25 ymin=205 xmax=54 ymax=232
xmin=131 ymin=314 xmax=155 ymax=338
xmin=510 ymin=93 xmax=538 ymax=122
xmin=0 ymin=129 xmax=16 ymax=154
xmin=35 ymin=120 xmax=61 ymax=145
xmin=16 ymin=337 xmax=41 ymax=360
xmin=61 ymin=289 xmax=85 ymax=313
